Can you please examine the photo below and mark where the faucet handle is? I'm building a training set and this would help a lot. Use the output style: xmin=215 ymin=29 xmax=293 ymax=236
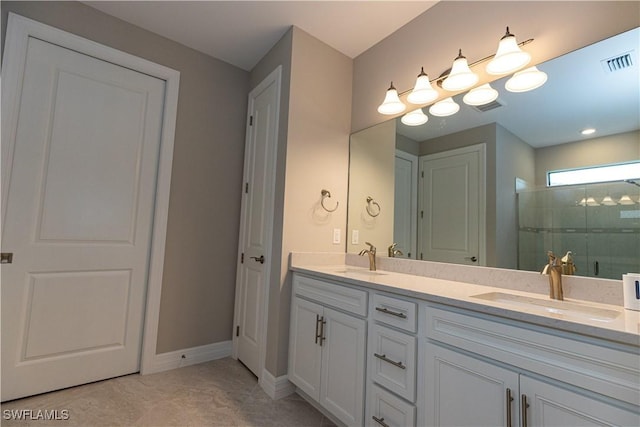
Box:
xmin=364 ymin=242 xmax=376 ymax=252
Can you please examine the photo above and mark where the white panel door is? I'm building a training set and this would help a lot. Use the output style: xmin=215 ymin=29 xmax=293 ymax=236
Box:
xmin=234 ymin=67 xmax=281 ymax=377
xmin=394 ymin=150 xmax=418 ymax=259
xmin=419 ymin=144 xmax=485 ymax=265
xmin=1 ymin=37 xmax=165 ymax=401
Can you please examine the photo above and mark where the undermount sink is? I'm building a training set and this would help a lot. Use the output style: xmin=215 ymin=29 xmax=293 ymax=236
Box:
xmin=472 ymin=292 xmax=621 ymax=322
xmin=334 ymin=268 xmax=388 ymax=276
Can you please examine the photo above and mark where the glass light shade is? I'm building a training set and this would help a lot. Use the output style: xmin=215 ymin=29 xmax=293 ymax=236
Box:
xmin=505 ymin=66 xmax=548 ymax=92
xmin=463 ymin=83 xmax=499 ymax=106
xmin=586 ymin=197 xmax=600 ymax=207
xmin=377 ymin=82 xmax=406 ymax=115
xmin=401 ymin=108 xmax=429 ymax=126
xmin=486 ymin=28 xmax=531 ymax=75
xmin=408 ymin=68 xmax=438 ymax=104
xmin=429 ymin=97 xmax=460 ymax=117
xmin=619 ymin=195 xmax=635 ymax=205
xmin=601 ymin=196 xmax=617 ymax=206
xmin=578 ymin=198 xmax=587 ymax=207
xmin=442 ymin=50 xmax=479 ymax=92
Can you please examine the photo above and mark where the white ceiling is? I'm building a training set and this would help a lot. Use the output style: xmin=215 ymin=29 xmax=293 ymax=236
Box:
xmin=84 ymin=1 xmax=438 ymax=71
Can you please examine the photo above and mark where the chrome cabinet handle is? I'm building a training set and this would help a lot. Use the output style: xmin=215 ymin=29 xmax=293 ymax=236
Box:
xmin=374 ymin=353 xmax=406 ymax=369
xmin=318 ymin=316 xmax=326 ymax=346
xmin=250 ymin=255 xmax=265 ymax=264
xmin=372 ymin=416 xmax=389 ymax=427
xmin=375 ymin=306 xmax=407 ymax=319
xmin=506 ymin=388 xmax=514 ymax=427
xmin=521 ymin=394 xmax=530 ymax=427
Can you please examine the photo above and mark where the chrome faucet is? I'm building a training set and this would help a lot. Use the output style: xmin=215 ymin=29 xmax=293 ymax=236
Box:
xmin=388 ymin=243 xmax=403 ymax=258
xmin=541 ymin=251 xmax=564 ymax=301
xmin=359 ymin=242 xmax=377 ymax=271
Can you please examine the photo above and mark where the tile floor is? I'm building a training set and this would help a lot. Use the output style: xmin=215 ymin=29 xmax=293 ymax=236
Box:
xmin=1 ymin=358 xmax=336 ymax=426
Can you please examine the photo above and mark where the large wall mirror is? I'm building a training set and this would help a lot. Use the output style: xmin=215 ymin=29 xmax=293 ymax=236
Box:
xmin=347 ymin=28 xmax=640 ymax=279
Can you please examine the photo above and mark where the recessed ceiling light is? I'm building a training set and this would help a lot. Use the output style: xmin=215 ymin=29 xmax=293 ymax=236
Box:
xmin=581 ymin=128 xmax=596 ymax=135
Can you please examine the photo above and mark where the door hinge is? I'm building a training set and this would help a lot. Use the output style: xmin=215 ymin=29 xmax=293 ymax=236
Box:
xmin=420 ymin=253 xmax=424 ymax=260
xmin=249 ymin=115 xmax=253 ymax=126
xmin=236 ymin=325 xmax=240 ymax=337
xmin=245 ymin=182 xmax=249 ymax=193
xmin=420 ymin=210 xmax=424 ymax=218
xmin=421 ymin=171 xmax=424 ymax=178
xmin=241 ymin=253 xmax=244 ymax=264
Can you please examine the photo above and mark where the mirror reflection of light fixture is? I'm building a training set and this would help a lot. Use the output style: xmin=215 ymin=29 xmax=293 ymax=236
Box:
xmin=377 ymin=82 xmax=406 ymax=115
xmin=601 ymin=196 xmax=617 ymax=206
xmin=429 ymin=97 xmax=460 ymax=117
xmin=619 ymin=195 xmax=636 ymax=205
xmin=463 ymin=83 xmax=499 ymax=106
xmin=505 ymin=66 xmax=548 ymax=92
xmin=407 ymin=67 xmax=438 ymax=104
xmin=486 ymin=27 xmax=531 ymax=75
xmin=442 ymin=49 xmax=479 ymax=91
xmin=586 ymin=197 xmax=600 ymax=206
xmin=581 ymin=128 xmax=596 ymax=135
xmin=401 ymin=108 xmax=429 ymax=126
xmin=578 ymin=198 xmax=587 ymax=207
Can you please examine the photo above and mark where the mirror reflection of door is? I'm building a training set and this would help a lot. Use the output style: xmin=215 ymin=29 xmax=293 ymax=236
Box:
xmin=418 ymin=144 xmax=485 ymax=265
xmin=394 ymin=150 xmax=418 ymax=258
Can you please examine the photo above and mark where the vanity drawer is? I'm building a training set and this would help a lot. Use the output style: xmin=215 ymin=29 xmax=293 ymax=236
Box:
xmin=372 ymin=293 xmax=417 ymax=332
xmin=368 ymin=384 xmax=416 ymax=427
xmin=370 ymin=324 xmax=416 ymax=402
xmin=293 ymin=274 xmax=367 ymax=316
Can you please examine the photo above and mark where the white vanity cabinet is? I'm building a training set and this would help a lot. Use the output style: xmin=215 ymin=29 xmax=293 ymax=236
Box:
xmin=289 ymin=274 xmax=367 ymax=426
xmin=424 ymin=305 xmax=640 ymax=427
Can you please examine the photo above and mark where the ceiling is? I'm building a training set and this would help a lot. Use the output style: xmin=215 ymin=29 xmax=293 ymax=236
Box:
xmin=397 ymin=27 xmax=640 ymax=148
xmin=84 ymin=1 xmax=438 ymax=71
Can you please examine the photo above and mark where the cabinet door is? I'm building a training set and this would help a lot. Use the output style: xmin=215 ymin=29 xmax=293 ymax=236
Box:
xmin=288 ymin=297 xmax=323 ymax=400
xmin=321 ymin=307 xmax=366 ymax=426
xmin=424 ymin=343 xmax=519 ymax=427
xmin=520 ymin=375 xmax=640 ymax=427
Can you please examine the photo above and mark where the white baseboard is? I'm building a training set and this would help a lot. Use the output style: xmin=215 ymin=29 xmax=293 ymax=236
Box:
xmin=260 ymin=369 xmax=296 ymax=400
xmin=141 ymin=340 xmax=232 ymax=375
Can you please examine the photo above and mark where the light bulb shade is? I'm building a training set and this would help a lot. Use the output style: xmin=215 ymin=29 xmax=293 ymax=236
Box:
xmin=442 ymin=50 xmax=479 ymax=91
xmin=408 ymin=69 xmax=438 ymax=104
xmin=619 ymin=195 xmax=635 ymax=205
xmin=586 ymin=197 xmax=600 ymax=206
xmin=578 ymin=198 xmax=587 ymax=207
xmin=486 ymin=30 xmax=531 ymax=75
xmin=429 ymin=97 xmax=460 ymax=117
xmin=505 ymin=66 xmax=548 ymax=92
xmin=601 ymin=196 xmax=617 ymax=206
xmin=401 ymin=108 xmax=429 ymax=126
xmin=463 ymin=83 xmax=499 ymax=106
xmin=377 ymin=82 xmax=406 ymax=115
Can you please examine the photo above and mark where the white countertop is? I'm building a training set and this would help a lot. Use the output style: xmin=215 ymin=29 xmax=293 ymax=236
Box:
xmin=290 ymin=263 xmax=640 ymax=347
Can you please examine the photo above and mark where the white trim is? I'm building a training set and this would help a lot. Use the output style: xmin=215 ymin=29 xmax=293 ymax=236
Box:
xmin=144 ymin=341 xmax=232 ymax=374
xmin=231 ymin=66 xmax=282 ymax=381
xmin=260 ymin=369 xmax=296 ymax=400
xmin=1 ymin=13 xmax=180 ymax=376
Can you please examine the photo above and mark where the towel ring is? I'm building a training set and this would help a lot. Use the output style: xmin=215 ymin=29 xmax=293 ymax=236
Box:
xmin=321 ymin=189 xmax=338 ymax=212
xmin=366 ymin=196 xmax=381 ymax=217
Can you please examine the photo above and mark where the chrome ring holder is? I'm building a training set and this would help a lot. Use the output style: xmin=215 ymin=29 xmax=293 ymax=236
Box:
xmin=320 ymin=189 xmax=338 ymax=212
xmin=366 ymin=196 xmax=381 ymax=217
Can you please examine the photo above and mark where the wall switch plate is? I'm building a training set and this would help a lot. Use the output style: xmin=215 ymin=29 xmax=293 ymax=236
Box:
xmin=332 ymin=228 xmax=341 ymax=244
xmin=352 ymin=229 xmax=359 ymax=245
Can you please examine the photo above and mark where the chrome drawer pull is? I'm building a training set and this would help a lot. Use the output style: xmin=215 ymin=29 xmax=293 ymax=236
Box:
xmin=372 ymin=416 xmax=389 ymax=427
xmin=374 ymin=353 xmax=406 ymax=369
xmin=375 ymin=306 xmax=407 ymax=319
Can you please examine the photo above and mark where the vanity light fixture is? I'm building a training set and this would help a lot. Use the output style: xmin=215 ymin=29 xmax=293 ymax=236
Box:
xmin=619 ymin=195 xmax=636 ymax=205
xmin=505 ymin=66 xmax=548 ymax=92
xmin=486 ymin=27 xmax=532 ymax=75
xmin=377 ymin=82 xmax=406 ymax=115
xmin=463 ymin=83 xmax=499 ymax=106
xmin=442 ymin=49 xmax=479 ymax=91
xmin=401 ymin=108 xmax=429 ymax=126
xmin=407 ymin=67 xmax=439 ymax=104
xmin=581 ymin=128 xmax=596 ymax=135
xmin=578 ymin=198 xmax=587 ymax=207
xmin=429 ymin=97 xmax=460 ymax=117
xmin=601 ymin=196 xmax=617 ymax=206
xmin=586 ymin=197 xmax=600 ymax=206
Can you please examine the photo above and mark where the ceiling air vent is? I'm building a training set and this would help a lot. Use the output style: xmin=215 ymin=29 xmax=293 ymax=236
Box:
xmin=472 ymin=99 xmax=504 ymax=113
xmin=601 ymin=51 xmax=634 ymax=73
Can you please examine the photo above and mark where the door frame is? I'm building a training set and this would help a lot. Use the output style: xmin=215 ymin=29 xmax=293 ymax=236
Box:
xmin=1 ymin=13 xmax=180 ymax=375
xmin=231 ymin=66 xmax=282 ymax=382
xmin=394 ymin=149 xmax=418 ymax=259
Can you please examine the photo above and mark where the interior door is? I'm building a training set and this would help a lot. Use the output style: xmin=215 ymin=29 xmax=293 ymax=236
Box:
xmin=1 ymin=37 xmax=165 ymax=401
xmin=394 ymin=150 xmax=418 ymax=258
xmin=233 ymin=67 xmax=281 ymax=377
xmin=419 ymin=144 xmax=485 ymax=265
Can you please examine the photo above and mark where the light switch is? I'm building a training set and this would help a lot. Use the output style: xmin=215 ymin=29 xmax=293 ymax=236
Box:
xmin=332 ymin=228 xmax=341 ymax=244
xmin=352 ymin=229 xmax=359 ymax=245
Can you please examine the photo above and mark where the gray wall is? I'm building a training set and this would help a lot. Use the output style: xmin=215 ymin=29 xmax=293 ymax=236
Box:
xmin=1 ymin=1 xmax=249 ymax=354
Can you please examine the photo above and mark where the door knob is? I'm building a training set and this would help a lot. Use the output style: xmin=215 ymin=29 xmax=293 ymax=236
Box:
xmin=250 ymin=255 xmax=265 ymax=264
xmin=0 ymin=253 xmax=13 ymax=264
xmin=465 ymin=256 xmax=478 ymax=262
